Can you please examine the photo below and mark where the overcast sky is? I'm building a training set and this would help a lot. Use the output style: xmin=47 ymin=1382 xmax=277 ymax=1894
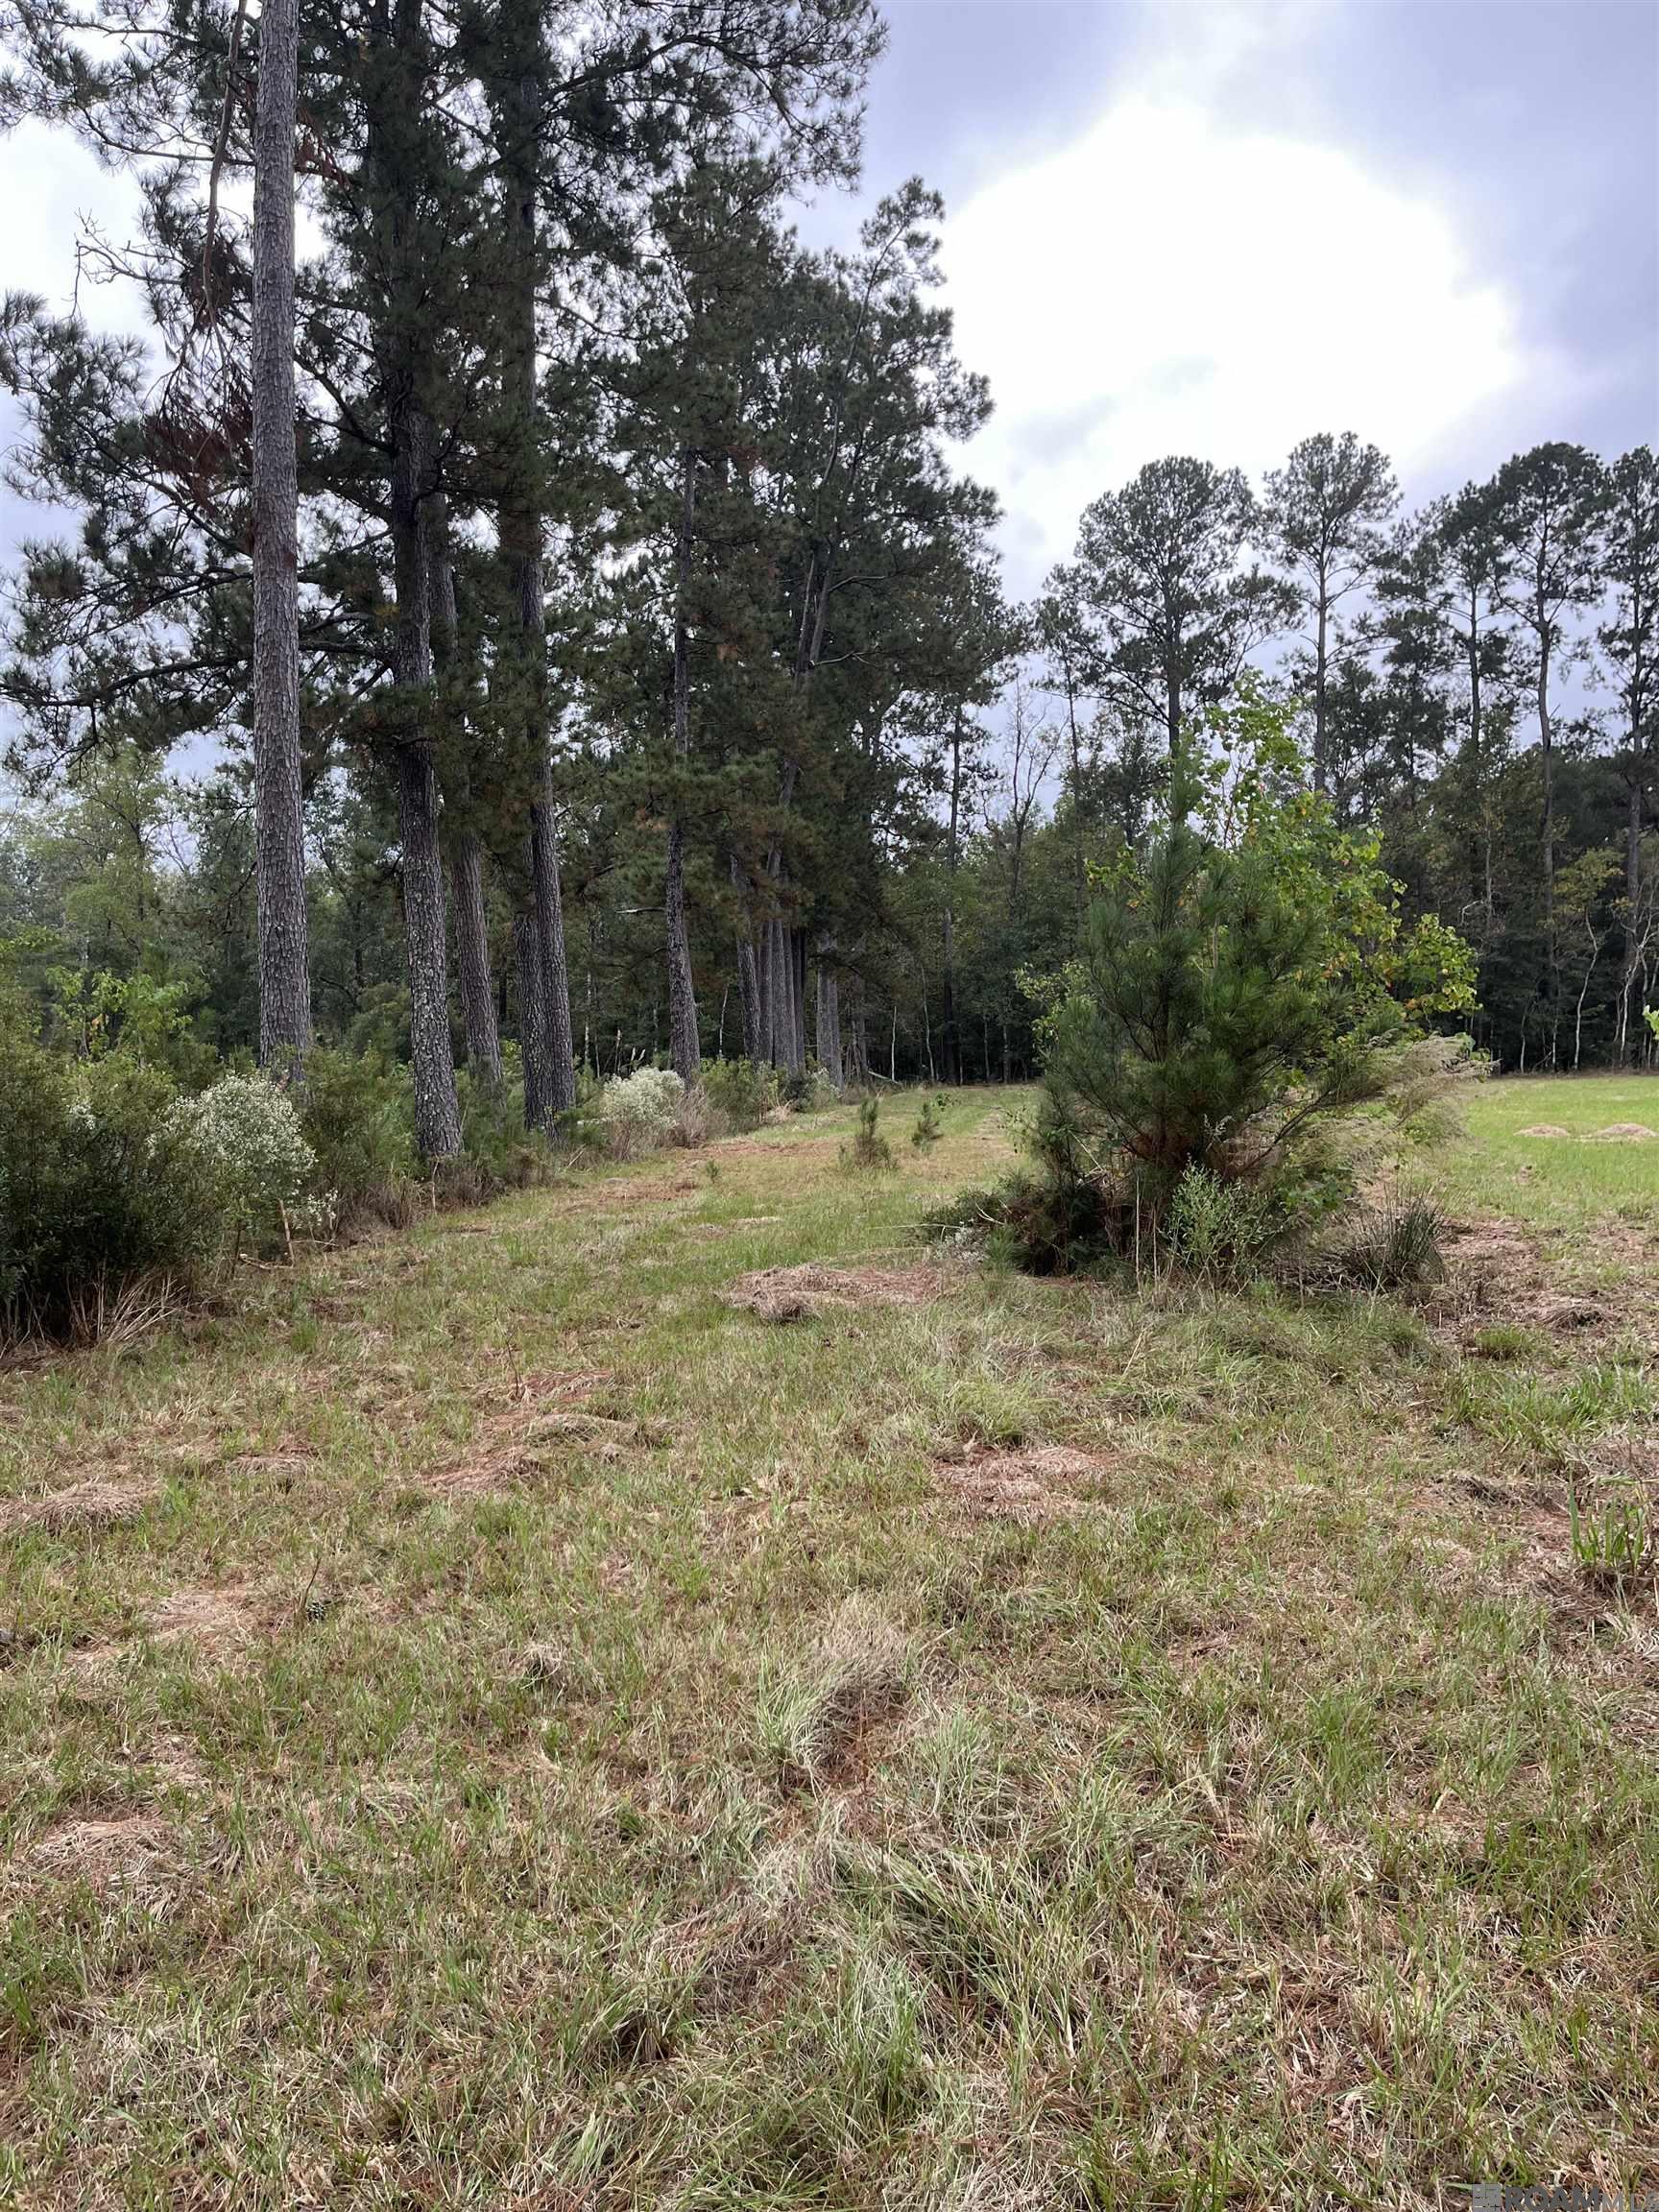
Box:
xmin=830 ymin=0 xmax=1659 ymax=592
xmin=1 ymin=0 xmax=1655 ymax=603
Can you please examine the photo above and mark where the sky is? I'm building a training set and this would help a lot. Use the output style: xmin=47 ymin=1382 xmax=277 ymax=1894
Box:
xmin=817 ymin=0 xmax=1659 ymax=593
xmin=0 ymin=0 xmax=1655 ymax=608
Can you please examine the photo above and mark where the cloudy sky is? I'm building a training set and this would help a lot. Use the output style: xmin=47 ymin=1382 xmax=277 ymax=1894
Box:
xmin=830 ymin=0 xmax=1658 ymax=592
xmin=1 ymin=0 xmax=1654 ymax=601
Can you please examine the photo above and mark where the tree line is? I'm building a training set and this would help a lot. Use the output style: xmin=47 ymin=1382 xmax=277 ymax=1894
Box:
xmin=1 ymin=2 xmax=1653 ymax=1152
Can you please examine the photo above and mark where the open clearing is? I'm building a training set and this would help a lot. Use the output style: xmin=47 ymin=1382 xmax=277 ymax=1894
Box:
xmin=3 ymin=1079 xmax=1658 ymax=2207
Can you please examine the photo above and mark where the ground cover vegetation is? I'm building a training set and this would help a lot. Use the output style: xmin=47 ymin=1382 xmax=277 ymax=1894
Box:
xmin=1 ymin=6 xmax=1657 ymax=2195
xmin=2 ymin=1082 xmax=1657 ymax=2206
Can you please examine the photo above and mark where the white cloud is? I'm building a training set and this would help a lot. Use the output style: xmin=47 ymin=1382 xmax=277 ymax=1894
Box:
xmin=943 ymin=86 xmax=1573 ymax=589
xmin=2 ymin=119 xmax=147 ymax=332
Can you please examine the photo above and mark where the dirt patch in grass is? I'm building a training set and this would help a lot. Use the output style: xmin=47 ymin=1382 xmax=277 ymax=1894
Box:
xmin=0 ymin=1473 xmax=159 ymax=1535
xmin=934 ymin=1442 xmax=1110 ymax=1523
xmin=1519 ymin=1123 xmax=1571 ymax=1140
xmin=1588 ymin=1122 xmax=1658 ymax=1142
xmin=724 ymin=1261 xmax=954 ymax=1323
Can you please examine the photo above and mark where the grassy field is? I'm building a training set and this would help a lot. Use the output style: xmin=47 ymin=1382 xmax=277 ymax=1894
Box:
xmin=2 ymin=1078 xmax=1657 ymax=2208
xmin=1439 ymin=1070 xmax=1659 ymax=1238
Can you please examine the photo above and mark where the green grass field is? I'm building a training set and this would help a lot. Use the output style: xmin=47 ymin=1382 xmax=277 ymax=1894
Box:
xmin=2 ymin=1079 xmax=1656 ymax=2208
xmin=1440 ymin=1070 xmax=1659 ymax=1234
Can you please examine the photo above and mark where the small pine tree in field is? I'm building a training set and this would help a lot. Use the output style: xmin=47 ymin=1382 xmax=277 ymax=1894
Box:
xmin=842 ymin=1094 xmax=895 ymax=1172
xmin=1021 ymin=685 xmax=1478 ymax=1268
xmin=911 ymin=1095 xmax=947 ymax=1149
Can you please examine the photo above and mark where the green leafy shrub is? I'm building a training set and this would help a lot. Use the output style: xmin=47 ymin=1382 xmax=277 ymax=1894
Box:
xmin=781 ymin=1066 xmax=836 ymax=1113
xmin=599 ymin=1067 xmax=685 ymax=1159
xmin=0 ymin=998 xmax=214 ymax=1340
xmin=1165 ymin=1163 xmax=1281 ymax=1286
xmin=456 ymin=1069 xmax=554 ymax=1193
xmin=165 ymin=1073 xmax=316 ymax=1255
xmin=922 ymin=1168 xmax=1115 ymax=1275
xmin=296 ymin=1047 xmax=419 ymax=1230
xmin=841 ymin=1094 xmax=894 ymax=1173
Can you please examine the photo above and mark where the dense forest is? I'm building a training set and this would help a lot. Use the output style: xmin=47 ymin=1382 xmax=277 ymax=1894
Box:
xmin=1 ymin=0 xmax=1655 ymax=1164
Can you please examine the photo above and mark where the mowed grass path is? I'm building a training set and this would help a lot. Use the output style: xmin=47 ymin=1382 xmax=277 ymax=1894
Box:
xmin=2 ymin=1084 xmax=1657 ymax=2207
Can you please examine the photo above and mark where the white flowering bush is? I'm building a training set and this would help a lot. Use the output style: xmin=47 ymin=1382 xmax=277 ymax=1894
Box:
xmin=597 ymin=1066 xmax=685 ymax=1159
xmin=165 ymin=1073 xmax=317 ymax=1253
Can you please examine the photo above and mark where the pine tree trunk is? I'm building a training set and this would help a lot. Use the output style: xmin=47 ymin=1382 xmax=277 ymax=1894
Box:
xmin=942 ymin=704 xmax=961 ymax=1084
xmin=1621 ymin=771 xmax=1643 ymax=1060
xmin=815 ymin=946 xmax=842 ymax=1086
xmin=498 ymin=19 xmax=575 ymax=1113
xmin=732 ymin=856 xmax=763 ymax=1064
xmin=1538 ymin=616 xmax=1558 ymax=1065
xmin=514 ymin=907 xmax=550 ymax=1129
xmin=764 ymin=915 xmax=788 ymax=1068
xmin=390 ymin=407 xmax=461 ymax=1162
xmin=251 ymin=0 xmax=311 ymax=1084
xmin=451 ymin=830 xmax=501 ymax=1089
xmin=1311 ymin=571 xmax=1330 ymax=793
xmin=791 ymin=927 xmax=808 ymax=1074
xmin=529 ymin=786 xmax=575 ymax=1114
xmin=665 ymin=444 xmax=700 ymax=1082
xmin=427 ymin=491 xmax=502 ymax=1092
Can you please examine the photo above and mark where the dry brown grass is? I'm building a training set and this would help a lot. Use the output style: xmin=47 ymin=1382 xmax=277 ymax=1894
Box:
xmin=724 ymin=1259 xmax=956 ymax=1322
xmin=932 ymin=1442 xmax=1109 ymax=1523
xmin=0 ymin=1474 xmax=158 ymax=1535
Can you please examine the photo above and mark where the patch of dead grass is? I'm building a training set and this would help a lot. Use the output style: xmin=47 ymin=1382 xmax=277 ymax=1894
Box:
xmin=423 ymin=1369 xmax=635 ymax=1498
xmin=724 ymin=1260 xmax=954 ymax=1323
xmin=144 ymin=1582 xmax=276 ymax=1655
xmin=1435 ymin=1217 xmax=1625 ymax=1344
xmin=0 ymin=1474 xmax=159 ymax=1536
xmin=27 ymin=1813 xmax=180 ymax=1897
xmin=934 ymin=1442 xmax=1109 ymax=1523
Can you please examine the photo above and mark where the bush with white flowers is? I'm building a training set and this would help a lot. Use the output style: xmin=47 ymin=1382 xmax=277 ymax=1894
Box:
xmin=165 ymin=1072 xmax=317 ymax=1253
xmin=597 ymin=1066 xmax=685 ymax=1158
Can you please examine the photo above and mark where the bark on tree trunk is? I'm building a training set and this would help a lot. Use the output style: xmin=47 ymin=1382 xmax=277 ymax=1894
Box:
xmin=1538 ymin=621 xmax=1558 ymax=1065
xmin=1311 ymin=569 xmax=1330 ymax=794
xmin=251 ymin=0 xmax=310 ymax=1084
xmin=451 ymin=831 xmax=501 ymax=1090
xmin=665 ymin=444 xmax=700 ymax=1082
xmin=815 ymin=945 xmax=842 ymax=1086
xmin=942 ymin=703 xmax=962 ymax=1085
xmin=529 ymin=787 xmax=575 ymax=1114
xmin=731 ymin=855 xmax=763 ymax=1062
xmin=513 ymin=907 xmax=550 ymax=1130
xmin=428 ymin=492 xmax=502 ymax=1092
xmin=791 ymin=928 xmax=808 ymax=1074
xmin=1621 ymin=771 xmax=1643 ymax=1060
xmin=499 ymin=26 xmax=574 ymax=1114
xmin=390 ymin=407 xmax=461 ymax=1162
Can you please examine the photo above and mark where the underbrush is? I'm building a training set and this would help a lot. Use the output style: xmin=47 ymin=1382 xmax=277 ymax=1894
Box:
xmin=0 ymin=1013 xmax=568 ymax=1347
xmin=926 ymin=1166 xmax=1452 ymax=1300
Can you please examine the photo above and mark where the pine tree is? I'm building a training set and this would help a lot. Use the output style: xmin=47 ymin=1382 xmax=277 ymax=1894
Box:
xmin=1071 ymin=458 xmax=1296 ymax=782
xmin=1262 ymin=432 xmax=1399 ymax=793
